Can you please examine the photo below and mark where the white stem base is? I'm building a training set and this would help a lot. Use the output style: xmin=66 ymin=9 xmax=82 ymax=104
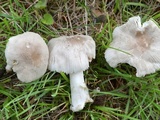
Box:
xmin=69 ymin=71 xmax=93 ymax=112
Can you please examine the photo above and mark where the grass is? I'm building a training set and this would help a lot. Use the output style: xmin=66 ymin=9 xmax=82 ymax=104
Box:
xmin=0 ymin=0 xmax=160 ymax=119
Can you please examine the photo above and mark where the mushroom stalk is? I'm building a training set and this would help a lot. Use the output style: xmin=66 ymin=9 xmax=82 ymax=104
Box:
xmin=69 ymin=71 xmax=93 ymax=112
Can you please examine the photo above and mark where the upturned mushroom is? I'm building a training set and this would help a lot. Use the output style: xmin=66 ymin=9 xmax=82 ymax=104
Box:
xmin=5 ymin=32 xmax=49 ymax=82
xmin=48 ymin=35 xmax=96 ymax=112
xmin=105 ymin=16 xmax=160 ymax=77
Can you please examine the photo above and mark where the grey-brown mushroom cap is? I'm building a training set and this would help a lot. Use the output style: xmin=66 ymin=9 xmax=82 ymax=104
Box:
xmin=48 ymin=35 xmax=96 ymax=74
xmin=5 ymin=32 xmax=49 ymax=82
xmin=105 ymin=16 xmax=160 ymax=77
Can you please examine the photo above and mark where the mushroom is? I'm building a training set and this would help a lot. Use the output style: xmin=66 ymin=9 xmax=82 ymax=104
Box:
xmin=105 ymin=16 xmax=160 ymax=77
xmin=48 ymin=35 xmax=96 ymax=112
xmin=5 ymin=32 xmax=49 ymax=82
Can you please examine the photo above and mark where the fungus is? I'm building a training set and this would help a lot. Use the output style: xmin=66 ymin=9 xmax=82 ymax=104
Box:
xmin=105 ymin=16 xmax=160 ymax=77
xmin=48 ymin=35 xmax=96 ymax=112
xmin=5 ymin=32 xmax=49 ymax=82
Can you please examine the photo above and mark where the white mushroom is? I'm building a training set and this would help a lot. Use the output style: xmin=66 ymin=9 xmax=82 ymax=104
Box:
xmin=5 ymin=32 xmax=49 ymax=82
xmin=48 ymin=35 xmax=96 ymax=112
xmin=105 ymin=16 xmax=160 ymax=77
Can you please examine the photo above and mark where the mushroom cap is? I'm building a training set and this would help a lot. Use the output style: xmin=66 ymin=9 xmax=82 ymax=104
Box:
xmin=105 ymin=16 xmax=160 ymax=77
xmin=5 ymin=32 xmax=49 ymax=82
xmin=48 ymin=35 xmax=96 ymax=74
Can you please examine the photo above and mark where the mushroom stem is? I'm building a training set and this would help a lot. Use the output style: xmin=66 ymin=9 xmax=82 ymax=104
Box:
xmin=69 ymin=71 xmax=93 ymax=112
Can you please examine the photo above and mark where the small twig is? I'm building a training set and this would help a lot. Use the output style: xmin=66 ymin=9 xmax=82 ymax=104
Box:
xmin=73 ymin=0 xmax=76 ymax=14
xmin=65 ymin=3 xmax=73 ymax=35
xmin=91 ymin=0 xmax=95 ymax=6
xmin=85 ymin=0 xmax=88 ymax=35
xmin=49 ymin=26 xmax=60 ymax=36
xmin=62 ymin=15 xmax=69 ymax=29
xmin=108 ymin=76 xmax=115 ymax=90
xmin=25 ymin=0 xmax=39 ymax=11
xmin=52 ymin=103 xmax=69 ymax=120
